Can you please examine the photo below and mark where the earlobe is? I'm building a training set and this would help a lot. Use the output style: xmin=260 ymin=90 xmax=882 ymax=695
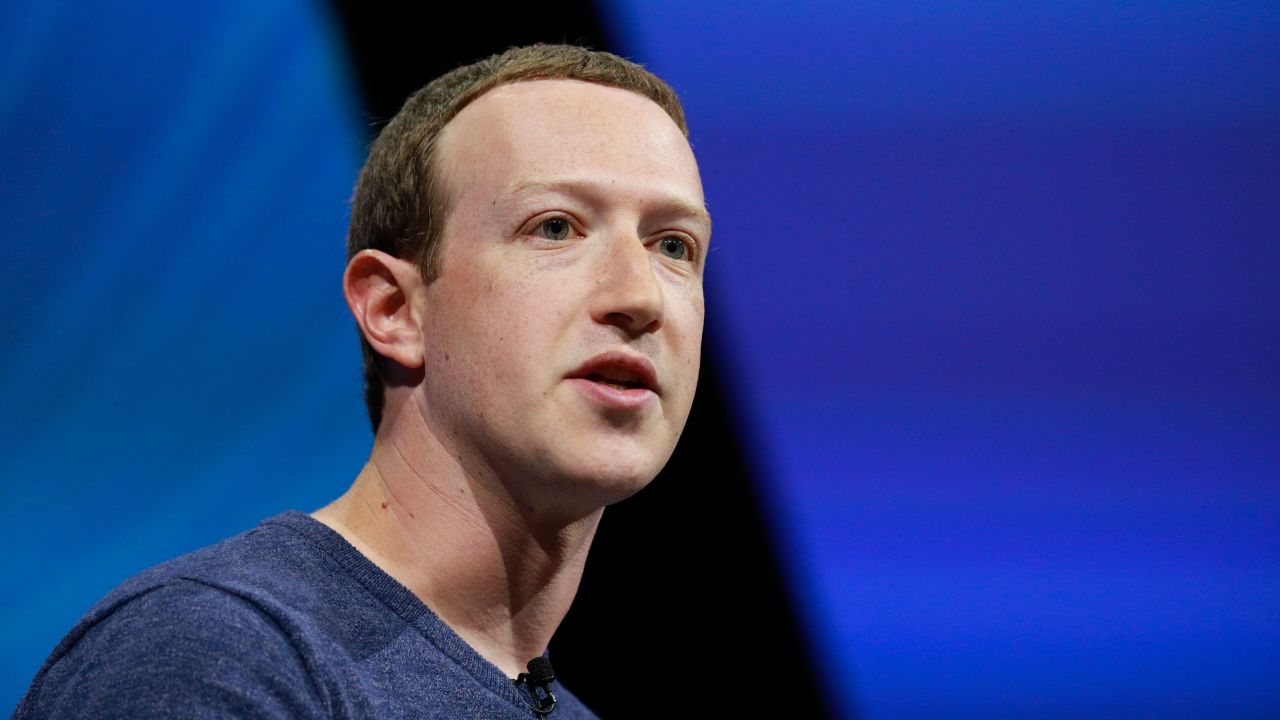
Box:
xmin=344 ymin=250 xmax=426 ymax=369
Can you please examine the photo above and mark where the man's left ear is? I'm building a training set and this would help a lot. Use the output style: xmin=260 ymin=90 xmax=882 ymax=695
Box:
xmin=343 ymin=249 xmax=426 ymax=370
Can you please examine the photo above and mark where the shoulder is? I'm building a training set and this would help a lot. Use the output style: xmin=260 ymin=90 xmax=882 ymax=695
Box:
xmin=16 ymin=517 xmax=338 ymax=718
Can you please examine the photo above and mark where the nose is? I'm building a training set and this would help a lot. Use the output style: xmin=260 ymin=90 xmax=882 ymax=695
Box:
xmin=591 ymin=232 xmax=664 ymax=335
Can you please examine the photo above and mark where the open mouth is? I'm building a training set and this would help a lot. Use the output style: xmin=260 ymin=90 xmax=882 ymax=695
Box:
xmin=585 ymin=370 xmax=648 ymax=391
xmin=569 ymin=352 xmax=659 ymax=396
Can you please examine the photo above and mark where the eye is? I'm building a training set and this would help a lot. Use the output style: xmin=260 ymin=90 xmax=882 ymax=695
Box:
xmin=535 ymin=217 xmax=573 ymax=241
xmin=658 ymin=236 xmax=690 ymax=261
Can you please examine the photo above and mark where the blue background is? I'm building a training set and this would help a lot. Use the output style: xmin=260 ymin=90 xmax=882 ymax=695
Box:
xmin=3 ymin=1 xmax=1278 ymax=717
xmin=0 ymin=0 xmax=370 ymax=706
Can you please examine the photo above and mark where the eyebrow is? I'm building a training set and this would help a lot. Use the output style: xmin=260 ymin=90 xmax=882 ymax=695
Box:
xmin=510 ymin=178 xmax=712 ymax=234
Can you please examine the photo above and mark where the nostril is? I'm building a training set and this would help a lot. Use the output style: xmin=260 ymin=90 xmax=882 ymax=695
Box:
xmin=602 ymin=309 xmax=662 ymax=335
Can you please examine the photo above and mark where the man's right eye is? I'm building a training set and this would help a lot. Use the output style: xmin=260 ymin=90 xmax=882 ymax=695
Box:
xmin=535 ymin=217 xmax=572 ymax=241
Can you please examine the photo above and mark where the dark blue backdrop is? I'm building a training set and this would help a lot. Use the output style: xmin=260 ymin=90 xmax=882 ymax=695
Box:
xmin=3 ymin=1 xmax=1278 ymax=717
xmin=606 ymin=2 xmax=1279 ymax=716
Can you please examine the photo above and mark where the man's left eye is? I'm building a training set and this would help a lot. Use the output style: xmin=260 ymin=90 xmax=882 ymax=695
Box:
xmin=658 ymin=236 xmax=689 ymax=260
xmin=536 ymin=218 xmax=572 ymax=241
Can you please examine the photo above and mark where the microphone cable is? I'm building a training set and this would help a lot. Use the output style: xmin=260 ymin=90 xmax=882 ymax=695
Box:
xmin=514 ymin=656 xmax=558 ymax=717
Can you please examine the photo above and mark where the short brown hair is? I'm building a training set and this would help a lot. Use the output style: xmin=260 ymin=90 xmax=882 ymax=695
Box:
xmin=347 ymin=44 xmax=689 ymax=432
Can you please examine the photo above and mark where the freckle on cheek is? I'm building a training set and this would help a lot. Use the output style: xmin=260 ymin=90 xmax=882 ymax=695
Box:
xmin=380 ymin=502 xmax=388 ymax=510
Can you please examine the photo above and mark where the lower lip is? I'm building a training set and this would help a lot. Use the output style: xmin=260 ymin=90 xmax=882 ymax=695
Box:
xmin=566 ymin=378 xmax=658 ymax=410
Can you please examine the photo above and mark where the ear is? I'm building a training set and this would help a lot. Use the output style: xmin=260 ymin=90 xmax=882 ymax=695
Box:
xmin=344 ymin=249 xmax=426 ymax=370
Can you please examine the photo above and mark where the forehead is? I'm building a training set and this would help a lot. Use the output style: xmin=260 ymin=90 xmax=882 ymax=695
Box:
xmin=434 ymin=79 xmax=704 ymax=211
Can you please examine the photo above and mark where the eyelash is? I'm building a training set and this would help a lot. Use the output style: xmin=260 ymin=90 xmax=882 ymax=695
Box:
xmin=528 ymin=214 xmax=581 ymax=242
xmin=525 ymin=214 xmax=699 ymax=265
xmin=654 ymin=235 xmax=696 ymax=263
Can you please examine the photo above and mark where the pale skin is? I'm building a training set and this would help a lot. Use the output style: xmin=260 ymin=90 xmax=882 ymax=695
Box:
xmin=313 ymin=79 xmax=710 ymax=678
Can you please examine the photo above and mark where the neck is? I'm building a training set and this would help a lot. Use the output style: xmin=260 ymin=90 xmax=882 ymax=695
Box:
xmin=313 ymin=407 xmax=602 ymax=678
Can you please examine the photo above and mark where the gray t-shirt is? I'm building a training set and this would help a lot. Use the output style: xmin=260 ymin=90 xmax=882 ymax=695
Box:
xmin=15 ymin=511 xmax=597 ymax=719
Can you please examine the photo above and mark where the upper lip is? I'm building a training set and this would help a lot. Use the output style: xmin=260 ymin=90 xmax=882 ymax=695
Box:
xmin=568 ymin=351 xmax=660 ymax=394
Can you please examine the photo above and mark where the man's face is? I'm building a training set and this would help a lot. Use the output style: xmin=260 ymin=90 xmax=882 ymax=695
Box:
xmin=416 ymin=79 xmax=708 ymax=518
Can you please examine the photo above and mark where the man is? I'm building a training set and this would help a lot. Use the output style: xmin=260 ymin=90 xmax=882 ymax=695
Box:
xmin=16 ymin=44 xmax=708 ymax=718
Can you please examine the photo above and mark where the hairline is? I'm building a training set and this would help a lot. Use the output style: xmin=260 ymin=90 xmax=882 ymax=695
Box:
xmin=420 ymin=78 xmax=694 ymax=283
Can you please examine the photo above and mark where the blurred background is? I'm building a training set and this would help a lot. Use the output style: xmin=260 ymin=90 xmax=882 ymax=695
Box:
xmin=2 ymin=1 xmax=1277 ymax=717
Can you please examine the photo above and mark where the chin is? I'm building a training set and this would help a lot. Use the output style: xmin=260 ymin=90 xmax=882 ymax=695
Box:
xmin=530 ymin=445 xmax=670 ymax=517
xmin=575 ymin=455 xmax=664 ymax=504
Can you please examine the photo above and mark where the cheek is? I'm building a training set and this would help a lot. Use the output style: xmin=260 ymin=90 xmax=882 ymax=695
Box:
xmin=662 ymin=289 xmax=705 ymax=411
xmin=434 ymin=272 xmax=573 ymax=385
xmin=670 ymin=286 xmax=705 ymax=359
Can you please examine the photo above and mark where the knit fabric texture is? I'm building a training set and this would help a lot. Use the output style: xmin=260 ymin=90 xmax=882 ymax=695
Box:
xmin=15 ymin=511 xmax=598 ymax=719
